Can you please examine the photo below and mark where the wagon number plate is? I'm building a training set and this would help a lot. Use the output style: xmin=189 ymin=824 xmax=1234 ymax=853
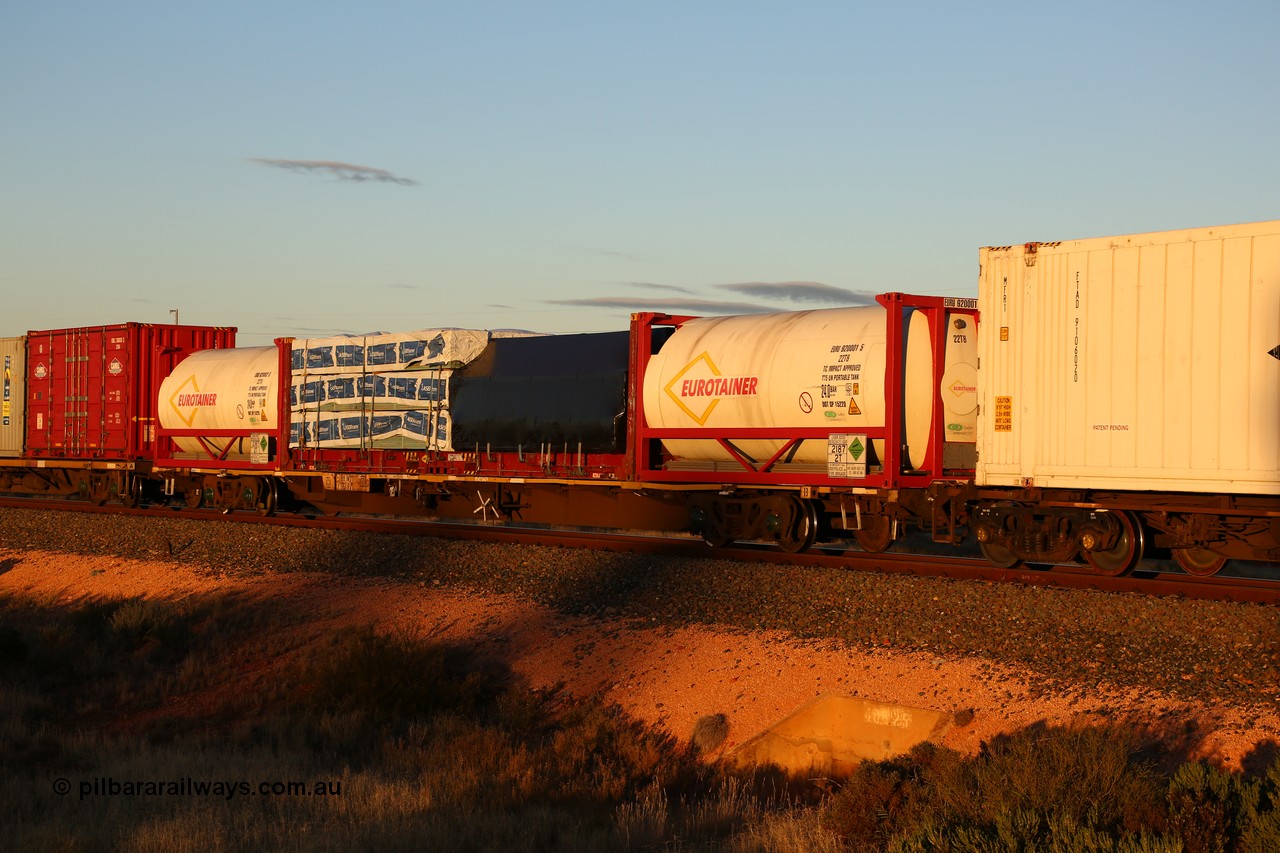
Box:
xmin=322 ymin=473 xmax=371 ymax=492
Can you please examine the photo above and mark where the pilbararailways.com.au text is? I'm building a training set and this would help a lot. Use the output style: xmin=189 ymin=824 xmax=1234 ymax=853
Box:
xmin=54 ymin=777 xmax=343 ymax=801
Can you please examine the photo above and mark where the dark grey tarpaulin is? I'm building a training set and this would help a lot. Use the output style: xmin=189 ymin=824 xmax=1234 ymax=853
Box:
xmin=450 ymin=331 xmax=630 ymax=453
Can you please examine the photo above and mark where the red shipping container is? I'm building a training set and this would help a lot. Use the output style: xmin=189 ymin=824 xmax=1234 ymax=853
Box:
xmin=26 ymin=323 xmax=236 ymax=460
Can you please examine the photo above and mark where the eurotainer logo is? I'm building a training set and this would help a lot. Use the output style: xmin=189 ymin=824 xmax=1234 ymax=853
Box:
xmin=664 ymin=352 xmax=759 ymax=425
xmin=169 ymin=376 xmax=216 ymax=427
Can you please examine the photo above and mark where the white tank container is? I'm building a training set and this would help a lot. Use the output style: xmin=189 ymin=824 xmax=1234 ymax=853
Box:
xmin=642 ymin=306 xmax=941 ymax=468
xmin=158 ymin=347 xmax=279 ymax=457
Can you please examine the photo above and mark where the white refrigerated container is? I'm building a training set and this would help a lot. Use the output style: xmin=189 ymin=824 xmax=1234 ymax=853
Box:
xmin=976 ymin=220 xmax=1280 ymax=495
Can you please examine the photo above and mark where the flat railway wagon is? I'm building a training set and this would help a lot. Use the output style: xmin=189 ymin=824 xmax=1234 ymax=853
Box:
xmin=0 ymin=220 xmax=1277 ymax=578
xmin=147 ymin=292 xmax=979 ymax=536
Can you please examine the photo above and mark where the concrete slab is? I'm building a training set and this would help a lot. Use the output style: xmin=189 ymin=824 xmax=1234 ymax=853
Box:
xmin=730 ymin=693 xmax=951 ymax=778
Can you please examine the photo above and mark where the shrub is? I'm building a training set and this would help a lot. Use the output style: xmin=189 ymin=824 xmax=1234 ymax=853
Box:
xmin=825 ymin=761 xmax=913 ymax=851
xmin=68 ymin=598 xmax=121 ymax=641
xmin=1168 ymin=755 xmax=1280 ymax=853
xmin=691 ymin=713 xmax=729 ymax=755
xmin=300 ymin=626 xmax=510 ymax=723
xmin=108 ymin=597 xmax=191 ymax=659
xmin=827 ymin=723 xmax=1174 ymax=850
xmin=966 ymin=723 xmax=1168 ymax=832
xmin=0 ymin=625 xmax=29 ymax=668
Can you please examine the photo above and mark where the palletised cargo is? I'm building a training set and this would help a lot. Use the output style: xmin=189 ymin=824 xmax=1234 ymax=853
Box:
xmin=289 ymin=329 xmax=492 ymax=374
xmin=285 ymin=329 xmax=502 ymax=451
xmin=289 ymin=370 xmax=450 ymax=410
xmin=289 ymin=409 xmax=452 ymax=450
xmin=0 ymin=337 xmax=25 ymax=457
xmin=976 ymin=220 xmax=1280 ymax=495
xmin=26 ymin=323 xmax=236 ymax=460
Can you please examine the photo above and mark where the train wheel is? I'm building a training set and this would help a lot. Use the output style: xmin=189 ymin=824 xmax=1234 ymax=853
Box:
xmin=1082 ymin=511 xmax=1144 ymax=576
xmin=256 ymin=478 xmax=278 ymax=516
xmin=777 ymin=499 xmax=819 ymax=554
xmin=184 ymin=483 xmax=204 ymax=509
xmin=702 ymin=527 xmax=733 ymax=548
xmin=89 ymin=475 xmax=112 ymax=506
xmin=853 ymin=515 xmax=894 ymax=553
xmin=979 ymin=540 xmax=1022 ymax=569
xmin=1173 ymin=547 xmax=1227 ymax=577
xmin=120 ymin=474 xmax=142 ymax=508
xmin=693 ymin=501 xmax=734 ymax=548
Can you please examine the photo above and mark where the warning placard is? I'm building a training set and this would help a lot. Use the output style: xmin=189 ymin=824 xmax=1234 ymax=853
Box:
xmin=994 ymin=396 xmax=1013 ymax=432
xmin=250 ymin=432 xmax=271 ymax=465
xmin=827 ymin=433 xmax=868 ymax=478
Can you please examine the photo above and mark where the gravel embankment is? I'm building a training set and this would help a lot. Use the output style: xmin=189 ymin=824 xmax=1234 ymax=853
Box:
xmin=2 ymin=508 xmax=1278 ymax=713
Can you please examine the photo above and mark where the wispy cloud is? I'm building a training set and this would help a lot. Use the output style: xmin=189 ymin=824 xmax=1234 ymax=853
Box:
xmin=617 ymin=281 xmax=698 ymax=295
xmin=717 ymin=281 xmax=875 ymax=305
xmin=546 ymin=279 xmax=878 ymax=316
xmin=248 ymin=158 xmax=419 ymax=186
xmin=547 ymin=296 xmax=773 ymax=315
xmin=282 ymin=325 xmax=379 ymax=335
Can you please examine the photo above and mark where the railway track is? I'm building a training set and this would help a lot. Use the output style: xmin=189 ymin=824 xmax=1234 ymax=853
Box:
xmin=5 ymin=494 xmax=1279 ymax=719
xmin=3 ymin=496 xmax=1277 ymax=606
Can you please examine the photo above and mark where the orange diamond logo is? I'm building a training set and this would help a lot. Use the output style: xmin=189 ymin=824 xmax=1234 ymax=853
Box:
xmin=665 ymin=352 xmax=722 ymax=426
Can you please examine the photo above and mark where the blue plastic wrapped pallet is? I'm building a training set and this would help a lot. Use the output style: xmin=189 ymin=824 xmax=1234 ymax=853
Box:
xmin=290 ymin=329 xmax=491 ymax=374
xmin=287 ymin=328 xmax=503 ymax=450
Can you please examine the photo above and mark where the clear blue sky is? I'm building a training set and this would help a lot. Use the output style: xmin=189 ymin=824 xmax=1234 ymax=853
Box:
xmin=4 ymin=1 xmax=1277 ymax=345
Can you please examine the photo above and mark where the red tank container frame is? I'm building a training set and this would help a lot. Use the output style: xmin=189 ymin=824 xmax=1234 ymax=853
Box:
xmin=153 ymin=338 xmax=295 ymax=472
xmin=628 ymin=294 xmax=980 ymax=490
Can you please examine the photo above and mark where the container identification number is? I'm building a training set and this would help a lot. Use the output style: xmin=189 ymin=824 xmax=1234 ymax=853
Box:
xmin=820 ymin=343 xmax=863 ymax=414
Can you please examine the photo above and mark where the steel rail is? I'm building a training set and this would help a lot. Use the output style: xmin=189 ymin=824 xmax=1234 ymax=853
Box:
xmin=1 ymin=496 xmax=1277 ymax=605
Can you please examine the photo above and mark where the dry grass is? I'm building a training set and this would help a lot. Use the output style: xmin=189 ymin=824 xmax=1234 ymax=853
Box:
xmin=3 ymin=588 xmax=1280 ymax=851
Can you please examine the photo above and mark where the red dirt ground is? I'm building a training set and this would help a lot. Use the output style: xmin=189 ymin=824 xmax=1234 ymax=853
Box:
xmin=3 ymin=547 xmax=1276 ymax=771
